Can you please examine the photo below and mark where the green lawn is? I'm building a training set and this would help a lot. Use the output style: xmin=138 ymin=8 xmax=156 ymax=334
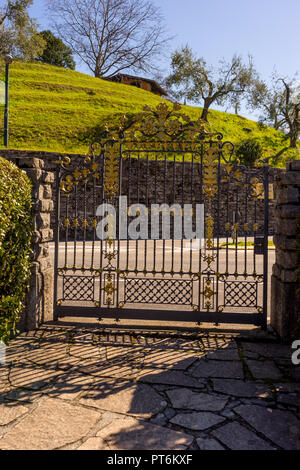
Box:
xmin=0 ymin=60 xmax=299 ymax=165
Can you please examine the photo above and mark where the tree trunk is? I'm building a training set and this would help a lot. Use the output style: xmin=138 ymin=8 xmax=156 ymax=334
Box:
xmin=201 ymin=99 xmax=211 ymax=121
xmin=289 ymin=115 xmax=299 ymax=148
xmin=94 ymin=67 xmax=101 ymax=78
xmin=94 ymin=57 xmax=102 ymax=78
xmin=290 ymin=130 xmax=298 ymax=148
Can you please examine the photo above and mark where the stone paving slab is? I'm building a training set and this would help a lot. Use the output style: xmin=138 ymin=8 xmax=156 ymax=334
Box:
xmin=142 ymin=348 xmax=198 ymax=370
xmin=273 ymin=382 xmax=300 ymax=393
xmin=212 ymin=422 xmax=276 ymax=450
xmin=192 ymin=359 xmax=244 ymax=379
xmin=3 ymin=388 xmax=42 ymax=404
xmin=166 ymin=388 xmax=228 ymax=411
xmin=196 ymin=437 xmax=225 ymax=450
xmin=9 ymin=363 xmax=63 ymax=390
xmin=21 ymin=344 xmax=69 ymax=365
xmin=245 ymin=359 xmax=283 ymax=380
xmin=55 ymin=356 xmax=83 ymax=371
xmin=202 ymin=346 xmax=240 ymax=361
xmin=170 ymin=411 xmax=226 ymax=431
xmin=0 ymin=397 xmax=101 ymax=450
xmin=79 ymin=380 xmax=167 ymax=418
xmin=291 ymin=368 xmax=300 ymax=381
xmin=241 ymin=342 xmax=292 ymax=359
xmin=89 ymin=416 xmax=194 ymax=450
xmin=197 ymin=336 xmax=235 ymax=350
xmin=0 ymin=402 xmax=29 ymax=426
xmin=78 ymin=361 xmax=138 ymax=380
xmin=0 ymin=328 xmax=299 ymax=450
xmin=277 ymin=393 xmax=299 ymax=407
xmin=67 ymin=344 xmax=102 ymax=360
xmin=42 ymin=372 xmax=95 ymax=400
xmin=0 ymin=368 xmax=10 ymax=394
xmin=212 ymin=379 xmax=273 ymax=398
xmin=76 ymin=435 xmax=107 ymax=450
xmin=137 ymin=368 xmax=206 ymax=388
xmin=234 ymin=404 xmax=300 ymax=450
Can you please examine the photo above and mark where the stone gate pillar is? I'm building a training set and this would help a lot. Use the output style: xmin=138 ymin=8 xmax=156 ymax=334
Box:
xmin=271 ymin=160 xmax=300 ymax=341
xmin=15 ymin=157 xmax=55 ymax=331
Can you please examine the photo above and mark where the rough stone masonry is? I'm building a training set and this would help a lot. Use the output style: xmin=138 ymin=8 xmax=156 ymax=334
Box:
xmin=271 ymin=160 xmax=300 ymax=341
xmin=14 ymin=157 xmax=54 ymax=331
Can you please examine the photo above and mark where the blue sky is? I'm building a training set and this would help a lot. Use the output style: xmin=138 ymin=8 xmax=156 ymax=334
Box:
xmin=29 ymin=0 xmax=300 ymax=118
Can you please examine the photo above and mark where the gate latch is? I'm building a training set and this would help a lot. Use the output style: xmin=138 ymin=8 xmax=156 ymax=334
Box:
xmin=254 ymin=237 xmax=264 ymax=255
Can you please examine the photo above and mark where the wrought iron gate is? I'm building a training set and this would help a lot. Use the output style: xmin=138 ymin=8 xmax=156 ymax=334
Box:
xmin=54 ymin=103 xmax=269 ymax=327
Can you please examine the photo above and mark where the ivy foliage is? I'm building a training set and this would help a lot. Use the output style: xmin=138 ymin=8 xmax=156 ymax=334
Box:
xmin=0 ymin=157 xmax=32 ymax=344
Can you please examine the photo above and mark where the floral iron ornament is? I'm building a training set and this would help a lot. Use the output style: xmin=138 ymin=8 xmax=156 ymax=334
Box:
xmin=201 ymin=147 xmax=219 ymax=311
xmin=58 ymin=102 xmax=221 ymax=197
xmin=103 ymin=102 xmax=221 ymax=148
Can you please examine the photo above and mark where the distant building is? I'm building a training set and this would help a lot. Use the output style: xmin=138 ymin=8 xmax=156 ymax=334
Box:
xmin=107 ymin=73 xmax=167 ymax=97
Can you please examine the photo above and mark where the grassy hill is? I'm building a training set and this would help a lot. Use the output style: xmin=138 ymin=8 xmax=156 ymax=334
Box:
xmin=0 ymin=60 xmax=298 ymax=166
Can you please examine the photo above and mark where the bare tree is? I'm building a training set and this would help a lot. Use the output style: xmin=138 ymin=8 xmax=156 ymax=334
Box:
xmin=48 ymin=0 xmax=170 ymax=78
xmin=166 ymin=46 xmax=258 ymax=121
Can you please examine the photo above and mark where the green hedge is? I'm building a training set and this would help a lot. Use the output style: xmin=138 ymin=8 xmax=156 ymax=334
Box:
xmin=0 ymin=158 xmax=33 ymax=344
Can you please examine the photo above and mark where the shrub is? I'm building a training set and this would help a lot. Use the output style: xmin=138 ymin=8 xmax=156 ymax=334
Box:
xmin=0 ymin=158 xmax=33 ymax=344
xmin=235 ymin=138 xmax=263 ymax=166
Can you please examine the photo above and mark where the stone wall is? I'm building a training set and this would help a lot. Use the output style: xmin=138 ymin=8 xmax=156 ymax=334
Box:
xmin=13 ymin=157 xmax=55 ymax=330
xmin=271 ymin=160 xmax=300 ymax=341
xmin=119 ymin=158 xmax=278 ymax=237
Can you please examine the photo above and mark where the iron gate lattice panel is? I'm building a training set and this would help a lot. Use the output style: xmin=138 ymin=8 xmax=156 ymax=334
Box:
xmin=62 ymin=275 xmax=95 ymax=302
xmin=224 ymin=280 xmax=258 ymax=308
xmin=124 ymin=278 xmax=193 ymax=305
xmin=54 ymin=102 xmax=269 ymax=327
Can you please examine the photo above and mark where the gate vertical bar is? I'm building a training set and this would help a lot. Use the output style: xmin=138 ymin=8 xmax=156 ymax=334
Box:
xmin=262 ymin=164 xmax=269 ymax=328
xmin=116 ymin=144 xmax=123 ymax=309
xmin=215 ymin=144 xmax=222 ymax=316
xmin=53 ymin=163 xmax=61 ymax=320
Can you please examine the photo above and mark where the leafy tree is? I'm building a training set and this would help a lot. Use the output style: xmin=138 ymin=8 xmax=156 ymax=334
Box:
xmin=166 ymin=46 xmax=258 ymax=121
xmin=48 ymin=0 xmax=170 ymax=78
xmin=249 ymin=75 xmax=300 ymax=148
xmin=0 ymin=0 xmax=45 ymax=59
xmin=37 ymin=30 xmax=75 ymax=70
